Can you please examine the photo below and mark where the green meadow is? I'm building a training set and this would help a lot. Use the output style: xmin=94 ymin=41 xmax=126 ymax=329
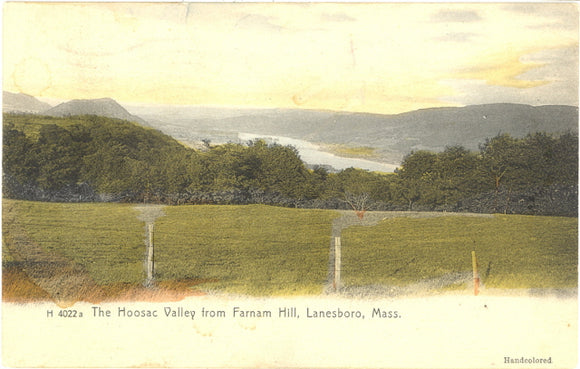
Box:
xmin=3 ymin=200 xmax=145 ymax=284
xmin=342 ymin=215 xmax=578 ymax=289
xmin=322 ymin=144 xmax=378 ymax=159
xmin=3 ymin=200 xmax=339 ymax=295
xmin=153 ymin=205 xmax=339 ymax=295
xmin=3 ymin=199 xmax=577 ymax=296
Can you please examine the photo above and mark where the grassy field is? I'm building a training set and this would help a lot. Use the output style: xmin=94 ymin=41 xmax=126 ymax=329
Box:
xmin=2 ymin=199 xmax=577 ymax=301
xmin=321 ymin=143 xmax=378 ymax=159
xmin=342 ymin=215 xmax=578 ymax=289
xmin=3 ymin=200 xmax=145 ymax=284
xmin=154 ymin=205 xmax=339 ymax=295
xmin=2 ymin=200 xmax=339 ymax=297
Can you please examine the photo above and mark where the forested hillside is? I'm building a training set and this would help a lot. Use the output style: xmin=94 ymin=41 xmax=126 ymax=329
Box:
xmin=136 ymin=103 xmax=579 ymax=164
xmin=3 ymin=113 xmax=577 ymax=216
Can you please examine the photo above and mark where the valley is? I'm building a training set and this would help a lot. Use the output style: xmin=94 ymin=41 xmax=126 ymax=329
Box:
xmin=5 ymin=91 xmax=578 ymax=171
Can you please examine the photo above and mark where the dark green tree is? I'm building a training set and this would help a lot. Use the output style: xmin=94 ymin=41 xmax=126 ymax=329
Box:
xmin=396 ymin=151 xmax=438 ymax=209
xmin=3 ymin=124 xmax=38 ymax=184
xmin=35 ymin=124 xmax=83 ymax=190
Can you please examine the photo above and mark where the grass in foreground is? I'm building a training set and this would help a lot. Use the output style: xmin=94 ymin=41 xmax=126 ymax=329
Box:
xmin=341 ymin=215 xmax=578 ymax=289
xmin=3 ymin=199 xmax=577 ymax=300
xmin=154 ymin=205 xmax=339 ymax=295
xmin=3 ymin=199 xmax=145 ymax=285
xmin=3 ymin=200 xmax=339 ymax=297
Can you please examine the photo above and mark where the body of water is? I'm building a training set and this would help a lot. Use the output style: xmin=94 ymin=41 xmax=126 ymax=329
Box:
xmin=238 ymin=132 xmax=399 ymax=173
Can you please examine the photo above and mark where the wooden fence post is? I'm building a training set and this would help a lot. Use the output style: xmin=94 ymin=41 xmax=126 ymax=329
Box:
xmin=472 ymin=250 xmax=479 ymax=296
xmin=146 ymin=222 xmax=155 ymax=287
xmin=334 ymin=236 xmax=341 ymax=291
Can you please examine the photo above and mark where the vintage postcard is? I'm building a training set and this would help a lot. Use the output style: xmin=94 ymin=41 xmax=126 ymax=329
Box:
xmin=2 ymin=2 xmax=578 ymax=368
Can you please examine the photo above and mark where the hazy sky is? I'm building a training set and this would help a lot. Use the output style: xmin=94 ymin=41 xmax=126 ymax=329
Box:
xmin=3 ymin=2 xmax=578 ymax=114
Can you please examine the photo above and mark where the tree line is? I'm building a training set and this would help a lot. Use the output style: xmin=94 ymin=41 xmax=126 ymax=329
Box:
xmin=3 ymin=114 xmax=577 ymax=216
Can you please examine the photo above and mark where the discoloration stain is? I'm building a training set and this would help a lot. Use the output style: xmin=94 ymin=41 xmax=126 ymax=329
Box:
xmin=193 ymin=323 xmax=215 ymax=337
xmin=12 ymin=58 xmax=53 ymax=96
xmin=237 ymin=321 xmax=257 ymax=331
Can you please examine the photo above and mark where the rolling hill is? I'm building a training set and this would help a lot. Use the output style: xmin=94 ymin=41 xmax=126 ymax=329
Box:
xmin=3 ymin=91 xmax=52 ymax=113
xmin=44 ymin=97 xmax=148 ymax=125
xmin=131 ymin=103 xmax=579 ymax=163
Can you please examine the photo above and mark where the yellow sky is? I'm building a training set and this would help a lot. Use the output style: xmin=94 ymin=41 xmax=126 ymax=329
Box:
xmin=3 ymin=2 xmax=578 ymax=114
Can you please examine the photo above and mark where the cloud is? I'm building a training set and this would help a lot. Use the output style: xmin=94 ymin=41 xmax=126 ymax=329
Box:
xmin=433 ymin=32 xmax=479 ymax=43
xmin=502 ymin=3 xmax=575 ymax=18
xmin=3 ymin=2 xmax=577 ymax=114
xmin=518 ymin=46 xmax=579 ymax=91
xmin=528 ymin=22 xmax=577 ymax=31
xmin=440 ymin=78 xmax=578 ymax=107
xmin=452 ymin=49 xmax=550 ymax=89
xmin=441 ymin=46 xmax=579 ymax=107
xmin=502 ymin=3 xmax=578 ymax=30
xmin=431 ymin=9 xmax=482 ymax=23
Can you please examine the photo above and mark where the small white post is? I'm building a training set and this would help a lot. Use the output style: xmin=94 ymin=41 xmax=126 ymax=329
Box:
xmin=146 ymin=222 xmax=155 ymax=287
xmin=334 ymin=236 xmax=341 ymax=291
xmin=472 ymin=250 xmax=479 ymax=296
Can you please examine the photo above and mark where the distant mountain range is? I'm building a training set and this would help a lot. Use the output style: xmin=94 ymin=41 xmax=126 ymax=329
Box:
xmin=3 ymin=91 xmax=52 ymax=113
xmin=130 ymin=102 xmax=579 ymax=163
xmin=45 ymin=97 xmax=148 ymax=125
xmin=3 ymin=91 xmax=578 ymax=165
xmin=3 ymin=92 xmax=147 ymax=125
